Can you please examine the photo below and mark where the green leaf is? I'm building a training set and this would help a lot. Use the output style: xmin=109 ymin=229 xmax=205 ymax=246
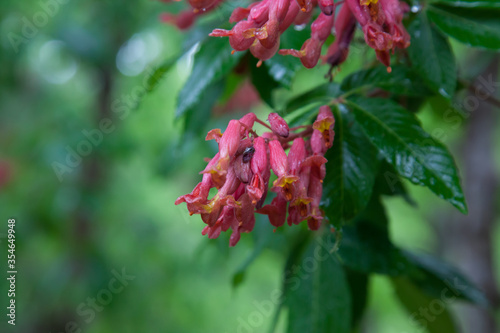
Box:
xmin=346 ymin=96 xmax=467 ymax=214
xmin=285 ymin=233 xmax=352 ymax=333
xmin=340 ymin=65 xmax=432 ymax=97
xmin=427 ymin=4 xmax=500 ymax=50
xmin=429 ymin=0 xmax=500 ymax=8
xmin=345 ymin=269 xmax=369 ymax=329
xmin=403 ymin=251 xmax=490 ymax=306
xmin=374 ymin=161 xmax=416 ymax=206
xmin=183 ymin=79 xmax=225 ymax=134
xmin=282 ymin=83 xmax=340 ymax=116
xmin=264 ymin=25 xmax=311 ymax=88
xmin=218 ymin=72 xmax=246 ymax=104
xmin=145 ymin=57 xmax=177 ymax=92
xmin=286 ymin=106 xmax=320 ymax=128
xmin=408 ymin=13 xmax=457 ymax=98
xmin=176 ymin=37 xmax=245 ymax=118
xmin=322 ymin=106 xmax=380 ymax=226
xmin=392 ymin=277 xmax=458 ymax=333
xmin=338 ymin=195 xmax=412 ymax=275
xmin=265 ymin=56 xmax=302 ymax=90
xmin=250 ymin=57 xmax=280 ymax=107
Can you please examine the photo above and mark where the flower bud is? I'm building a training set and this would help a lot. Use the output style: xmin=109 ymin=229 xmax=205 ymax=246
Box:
xmin=268 ymin=113 xmax=289 ymax=138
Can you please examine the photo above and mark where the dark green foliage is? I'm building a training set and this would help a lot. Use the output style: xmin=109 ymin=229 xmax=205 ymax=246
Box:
xmin=427 ymin=4 xmax=500 ymax=50
xmin=164 ymin=1 xmax=496 ymax=332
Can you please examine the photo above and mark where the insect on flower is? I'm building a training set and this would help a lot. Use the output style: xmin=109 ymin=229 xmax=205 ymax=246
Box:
xmin=175 ymin=108 xmax=335 ymax=246
xmin=242 ymin=146 xmax=255 ymax=163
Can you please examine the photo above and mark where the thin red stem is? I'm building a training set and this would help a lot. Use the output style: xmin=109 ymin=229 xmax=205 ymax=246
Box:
xmin=279 ymin=127 xmax=314 ymax=144
xmin=290 ymin=125 xmax=311 ymax=131
xmin=255 ymin=118 xmax=272 ymax=130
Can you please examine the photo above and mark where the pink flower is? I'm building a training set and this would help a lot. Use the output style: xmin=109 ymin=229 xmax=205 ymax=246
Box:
xmin=326 ymin=3 xmax=356 ymax=68
xmin=247 ymin=137 xmax=270 ymax=205
xmin=312 ymin=106 xmax=335 ymax=152
xmin=268 ymin=113 xmax=289 ymax=138
xmin=279 ymin=12 xmax=335 ymax=68
xmin=257 ymin=193 xmax=287 ymax=227
xmin=318 ymin=0 xmax=334 ymax=15
xmin=164 ymin=0 xmax=410 ymax=69
xmin=176 ymin=106 xmax=336 ymax=246
xmin=203 ymin=119 xmax=241 ymax=186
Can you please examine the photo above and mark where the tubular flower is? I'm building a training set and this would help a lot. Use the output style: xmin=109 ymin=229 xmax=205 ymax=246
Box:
xmin=160 ymin=0 xmax=410 ymax=70
xmin=176 ymin=108 xmax=336 ymax=246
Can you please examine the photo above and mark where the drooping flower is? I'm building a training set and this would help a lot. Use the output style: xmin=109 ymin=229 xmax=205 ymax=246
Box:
xmin=268 ymin=112 xmax=290 ymax=138
xmin=175 ymin=107 xmax=336 ymax=246
xmin=161 ymin=0 xmax=410 ymax=70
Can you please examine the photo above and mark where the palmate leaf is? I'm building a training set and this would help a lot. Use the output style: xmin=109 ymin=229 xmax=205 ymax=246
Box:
xmin=345 ymin=96 xmax=467 ymax=213
xmin=175 ymin=37 xmax=245 ymax=119
xmin=322 ymin=106 xmax=380 ymax=227
xmin=427 ymin=4 xmax=500 ymax=50
xmin=408 ymin=13 xmax=457 ymax=98
xmin=285 ymin=233 xmax=352 ymax=333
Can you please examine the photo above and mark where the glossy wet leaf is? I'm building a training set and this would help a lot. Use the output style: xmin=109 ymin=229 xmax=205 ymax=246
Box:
xmin=176 ymin=37 xmax=244 ymax=118
xmin=323 ymin=107 xmax=379 ymax=226
xmin=250 ymin=57 xmax=280 ymax=107
xmin=374 ymin=161 xmax=416 ymax=206
xmin=265 ymin=26 xmax=311 ymax=88
xmin=430 ymin=0 xmax=500 ymax=8
xmin=408 ymin=13 xmax=457 ymax=98
xmin=340 ymin=65 xmax=432 ymax=97
xmin=183 ymin=79 xmax=225 ymax=134
xmin=427 ymin=5 xmax=500 ymax=50
xmin=346 ymin=96 xmax=467 ymax=213
xmin=282 ymin=83 xmax=340 ymax=116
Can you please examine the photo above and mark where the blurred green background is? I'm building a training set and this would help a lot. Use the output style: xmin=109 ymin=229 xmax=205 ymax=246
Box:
xmin=0 ymin=0 xmax=499 ymax=332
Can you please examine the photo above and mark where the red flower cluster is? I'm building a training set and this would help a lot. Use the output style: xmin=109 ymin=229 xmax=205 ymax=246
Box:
xmin=161 ymin=0 xmax=410 ymax=70
xmin=175 ymin=107 xmax=335 ymax=246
